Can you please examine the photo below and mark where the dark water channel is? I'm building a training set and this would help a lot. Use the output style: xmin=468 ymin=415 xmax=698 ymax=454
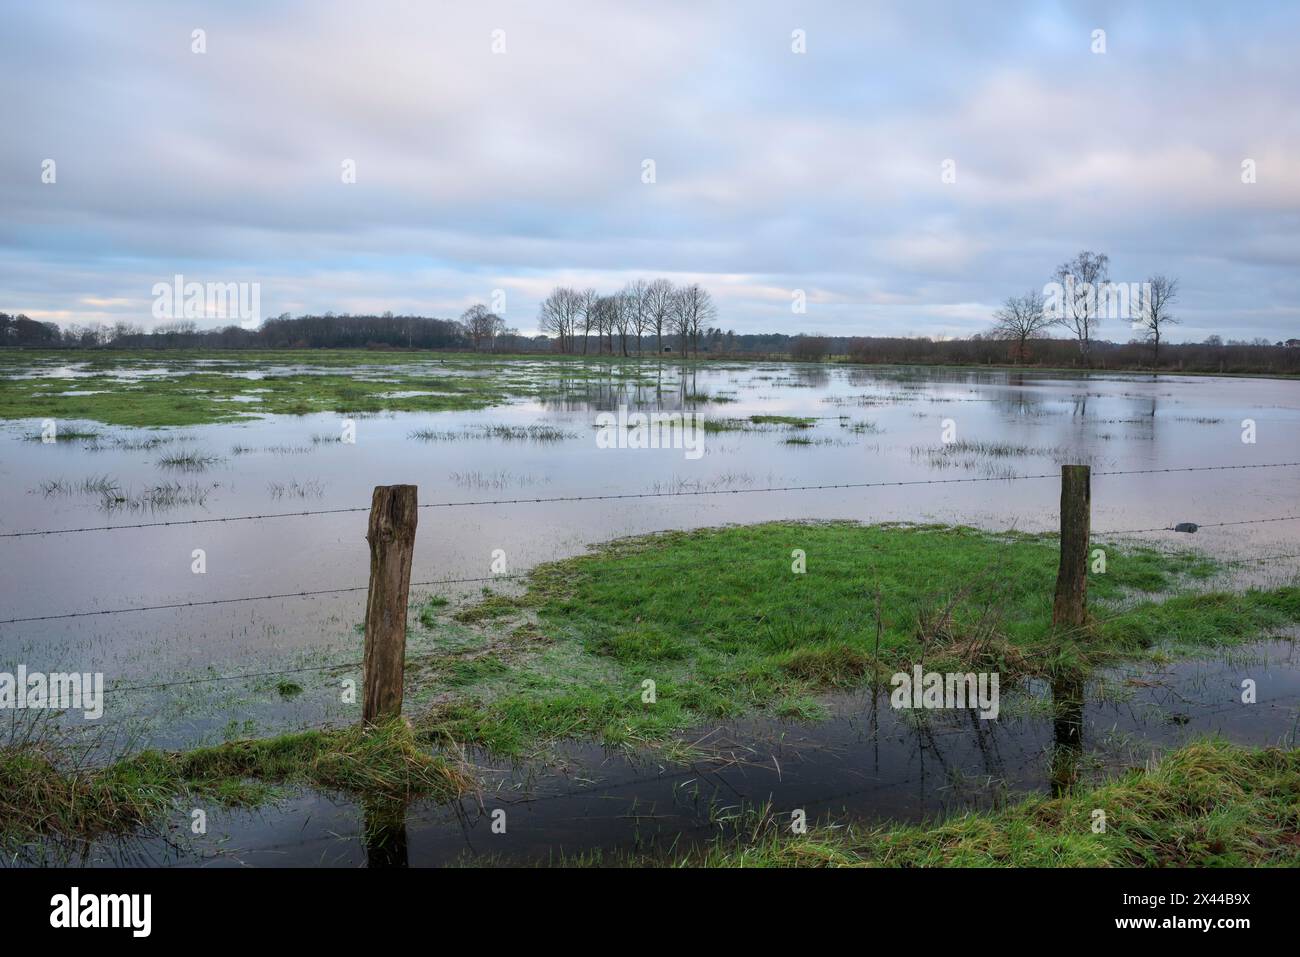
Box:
xmin=23 ymin=638 xmax=1297 ymax=867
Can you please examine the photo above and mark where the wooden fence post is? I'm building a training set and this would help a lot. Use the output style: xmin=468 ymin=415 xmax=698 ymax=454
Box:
xmin=363 ymin=484 xmax=418 ymax=724
xmin=1052 ymin=465 xmax=1091 ymax=629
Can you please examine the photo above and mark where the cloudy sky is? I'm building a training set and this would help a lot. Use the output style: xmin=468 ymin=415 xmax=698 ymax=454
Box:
xmin=2 ymin=0 xmax=1297 ymax=341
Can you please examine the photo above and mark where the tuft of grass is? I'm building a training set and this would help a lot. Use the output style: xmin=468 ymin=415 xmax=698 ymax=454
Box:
xmin=36 ymin=474 xmax=120 ymax=497
xmin=156 ymin=449 xmax=223 ymax=472
xmin=0 ymin=718 xmax=471 ymax=844
xmin=97 ymin=481 xmax=214 ymax=512
xmin=749 ymin=414 xmax=816 ymax=428
xmin=268 ymin=478 xmax=325 ymax=499
xmin=22 ymin=428 xmax=100 ymax=442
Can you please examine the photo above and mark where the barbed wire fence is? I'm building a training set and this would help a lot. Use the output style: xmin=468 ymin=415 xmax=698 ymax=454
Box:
xmin=2 ymin=461 xmax=1299 ymax=703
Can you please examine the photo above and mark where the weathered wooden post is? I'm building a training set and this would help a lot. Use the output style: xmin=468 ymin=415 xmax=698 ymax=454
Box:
xmin=362 ymin=484 xmax=418 ymax=724
xmin=1052 ymin=465 xmax=1091 ymax=629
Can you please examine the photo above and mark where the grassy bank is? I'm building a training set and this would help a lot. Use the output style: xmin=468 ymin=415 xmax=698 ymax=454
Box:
xmin=0 ymin=719 xmax=468 ymax=845
xmin=664 ymin=740 xmax=1300 ymax=867
xmin=418 ymin=521 xmax=1299 ymax=756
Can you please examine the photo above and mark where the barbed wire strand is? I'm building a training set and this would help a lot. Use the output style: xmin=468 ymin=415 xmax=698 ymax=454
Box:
xmin=8 ymin=553 xmax=1299 ymax=700
xmin=4 ymin=460 xmax=1299 ymax=539
xmin=6 ymin=516 xmax=1300 ymax=626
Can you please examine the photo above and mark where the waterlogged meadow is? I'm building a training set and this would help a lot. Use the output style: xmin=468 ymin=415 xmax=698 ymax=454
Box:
xmin=2 ymin=350 xmax=1299 ymax=865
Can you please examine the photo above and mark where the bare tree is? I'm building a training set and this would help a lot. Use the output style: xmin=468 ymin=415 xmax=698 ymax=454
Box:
xmin=538 ymin=286 xmax=582 ymax=353
xmin=624 ymin=279 xmax=649 ymax=356
xmin=1050 ymin=250 xmax=1110 ymax=360
xmin=610 ymin=289 xmax=636 ymax=356
xmin=596 ymin=293 xmax=628 ymax=356
xmin=644 ymin=278 xmax=674 ymax=356
xmin=461 ymin=304 xmax=503 ymax=352
xmin=991 ymin=289 xmax=1050 ymax=364
xmin=669 ymin=283 xmax=716 ymax=357
xmin=577 ymin=287 xmax=598 ymax=354
xmin=1130 ymin=274 xmax=1180 ymax=366
xmin=587 ymin=295 xmax=611 ymax=356
xmin=667 ymin=288 xmax=690 ymax=357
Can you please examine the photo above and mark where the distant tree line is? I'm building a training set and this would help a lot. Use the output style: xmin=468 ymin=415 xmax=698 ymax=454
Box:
xmin=4 ymin=265 xmax=1299 ymax=376
xmin=841 ymin=334 xmax=1300 ymax=374
xmin=0 ymin=311 xmax=548 ymax=353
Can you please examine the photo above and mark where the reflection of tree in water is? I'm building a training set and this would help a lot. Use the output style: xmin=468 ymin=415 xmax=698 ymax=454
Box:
xmin=993 ymin=384 xmax=1048 ymax=419
xmin=791 ymin=365 xmax=830 ymax=390
xmin=538 ymin=361 xmax=693 ymax=413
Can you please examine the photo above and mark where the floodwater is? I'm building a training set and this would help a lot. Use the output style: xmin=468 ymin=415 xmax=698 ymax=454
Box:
xmin=21 ymin=638 xmax=1300 ymax=867
xmin=1 ymin=359 xmax=1298 ymax=864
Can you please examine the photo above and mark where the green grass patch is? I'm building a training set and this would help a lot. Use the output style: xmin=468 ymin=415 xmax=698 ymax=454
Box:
xmin=0 ymin=351 xmax=539 ymax=426
xmin=749 ymin=414 xmax=816 ymax=428
xmin=420 ymin=522 xmax=1295 ymax=756
xmin=669 ymin=739 xmax=1300 ymax=866
xmin=0 ymin=718 xmax=470 ymax=844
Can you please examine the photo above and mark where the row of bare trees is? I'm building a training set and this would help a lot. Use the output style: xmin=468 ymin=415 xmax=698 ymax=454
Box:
xmin=538 ymin=280 xmax=717 ymax=357
xmin=992 ymin=250 xmax=1181 ymax=364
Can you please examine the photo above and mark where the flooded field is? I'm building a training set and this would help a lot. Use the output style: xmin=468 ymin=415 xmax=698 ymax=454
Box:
xmin=22 ymin=639 xmax=1300 ymax=867
xmin=2 ymin=354 xmax=1298 ymax=865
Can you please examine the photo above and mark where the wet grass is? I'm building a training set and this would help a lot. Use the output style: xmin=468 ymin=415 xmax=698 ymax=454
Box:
xmin=0 ymin=349 xmax=766 ymax=428
xmin=35 ymin=474 xmax=121 ymax=497
xmin=0 ymin=351 xmax=525 ymax=426
xmin=0 ymin=718 xmax=470 ymax=845
xmin=701 ymin=418 xmax=759 ymax=433
xmin=21 ymin=428 xmax=100 ymax=442
xmin=156 ymin=449 xmax=223 ymax=472
xmin=267 ymin=478 xmax=326 ymax=499
xmin=663 ymin=740 xmax=1300 ymax=867
xmin=416 ymin=522 xmax=1290 ymax=757
xmin=98 ymin=481 xmax=215 ymax=512
xmin=409 ymin=424 xmax=578 ymax=442
xmin=838 ymin=418 xmax=881 ymax=434
xmin=749 ymin=415 xmax=816 ymax=428
xmin=702 ymin=415 xmax=816 ymax=433
xmin=449 ymin=470 xmax=548 ymax=490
